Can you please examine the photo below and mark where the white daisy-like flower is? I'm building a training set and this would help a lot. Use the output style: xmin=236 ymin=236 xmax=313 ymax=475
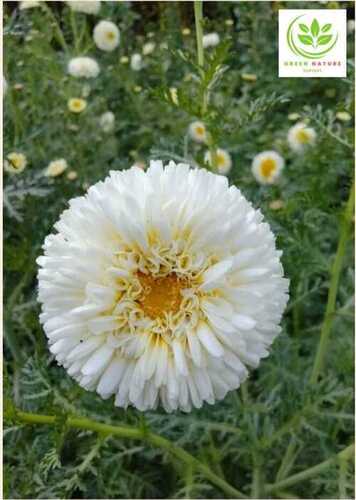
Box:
xmin=4 ymin=152 xmax=27 ymax=174
xmin=205 ymin=148 xmax=232 ymax=175
xmin=142 ymin=42 xmax=156 ymax=56
xmin=189 ymin=121 xmax=207 ymax=143
xmin=66 ymin=1 xmax=101 ymax=15
xmin=287 ymin=122 xmax=317 ymax=152
xmin=99 ymin=111 xmax=115 ymax=133
xmin=131 ymin=53 xmax=143 ymax=71
xmin=37 ymin=160 xmax=288 ymax=412
xmin=202 ymin=32 xmax=220 ymax=48
xmin=68 ymin=57 xmax=100 ymax=79
xmin=252 ymin=151 xmax=284 ymax=185
xmin=45 ymin=159 xmax=68 ymax=178
xmin=93 ymin=20 xmax=120 ymax=52
xmin=19 ymin=1 xmax=41 ymax=10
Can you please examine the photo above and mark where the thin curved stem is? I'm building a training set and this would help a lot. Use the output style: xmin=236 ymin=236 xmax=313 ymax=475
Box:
xmin=13 ymin=409 xmax=247 ymax=499
xmin=265 ymin=444 xmax=354 ymax=493
xmin=310 ymin=180 xmax=355 ymax=384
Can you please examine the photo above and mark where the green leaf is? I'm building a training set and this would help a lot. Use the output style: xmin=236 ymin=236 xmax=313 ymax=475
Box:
xmin=298 ymin=34 xmax=314 ymax=46
xmin=310 ymin=18 xmax=320 ymax=37
xmin=299 ymin=23 xmax=309 ymax=33
xmin=321 ymin=23 xmax=332 ymax=33
xmin=317 ymin=34 xmax=333 ymax=46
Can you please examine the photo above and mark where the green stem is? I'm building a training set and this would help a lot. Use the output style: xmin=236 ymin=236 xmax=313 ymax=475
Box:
xmin=43 ymin=4 xmax=68 ymax=53
xmin=338 ymin=457 xmax=348 ymax=499
xmin=310 ymin=180 xmax=355 ymax=384
xmin=265 ymin=444 xmax=354 ymax=493
xmin=194 ymin=1 xmax=204 ymax=69
xmin=13 ymin=409 xmax=247 ymax=499
xmin=70 ymin=10 xmax=80 ymax=53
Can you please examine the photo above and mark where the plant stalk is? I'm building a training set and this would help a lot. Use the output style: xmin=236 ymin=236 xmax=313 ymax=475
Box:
xmin=310 ymin=180 xmax=355 ymax=384
xmin=12 ymin=409 xmax=247 ymax=499
xmin=265 ymin=444 xmax=354 ymax=493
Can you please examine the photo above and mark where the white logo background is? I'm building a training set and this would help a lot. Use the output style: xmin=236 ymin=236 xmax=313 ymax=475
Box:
xmin=279 ymin=9 xmax=347 ymax=78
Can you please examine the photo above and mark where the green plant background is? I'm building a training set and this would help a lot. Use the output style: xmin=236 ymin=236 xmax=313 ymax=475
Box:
xmin=3 ymin=1 xmax=355 ymax=499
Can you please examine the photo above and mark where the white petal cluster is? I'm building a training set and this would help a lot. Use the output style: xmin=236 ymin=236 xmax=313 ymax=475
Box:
xmin=93 ymin=20 xmax=120 ymax=52
xmin=66 ymin=1 xmax=101 ymax=15
xmin=189 ymin=121 xmax=207 ymax=143
xmin=19 ymin=1 xmax=41 ymax=10
xmin=142 ymin=42 xmax=156 ymax=56
xmin=202 ymin=32 xmax=220 ymax=48
xmin=205 ymin=148 xmax=232 ymax=175
xmin=68 ymin=57 xmax=100 ymax=79
xmin=99 ymin=111 xmax=115 ymax=133
xmin=287 ymin=122 xmax=317 ymax=152
xmin=131 ymin=53 xmax=143 ymax=71
xmin=252 ymin=151 xmax=284 ymax=185
xmin=37 ymin=161 xmax=288 ymax=412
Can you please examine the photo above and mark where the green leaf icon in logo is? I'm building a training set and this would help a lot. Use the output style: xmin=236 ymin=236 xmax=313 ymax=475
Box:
xmin=299 ymin=23 xmax=309 ymax=33
xmin=310 ymin=18 xmax=320 ymax=37
xmin=298 ymin=34 xmax=313 ymax=46
xmin=288 ymin=14 xmax=338 ymax=59
xmin=321 ymin=23 xmax=332 ymax=32
xmin=317 ymin=34 xmax=333 ymax=45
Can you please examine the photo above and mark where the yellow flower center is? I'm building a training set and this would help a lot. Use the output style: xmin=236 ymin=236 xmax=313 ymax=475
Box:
xmin=106 ymin=31 xmax=115 ymax=41
xmin=196 ymin=125 xmax=205 ymax=136
xmin=137 ymin=272 xmax=187 ymax=319
xmin=216 ymin=153 xmax=226 ymax=167
xmin=296 ymin=128 xmax=310 ymax=144
xmin=260 ymin=158 xmax=276 ymax=178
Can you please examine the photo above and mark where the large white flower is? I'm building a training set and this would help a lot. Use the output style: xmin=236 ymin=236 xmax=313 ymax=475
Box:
xmin=66 ymin=1 xmax=101 ymax=15
xmin=93 ymin=20 xmax=120 ymax=52
xmin=37 ymin=161 xmax=288 ymax=412
xmin=68 ymin=57 xmax=100 ymax=79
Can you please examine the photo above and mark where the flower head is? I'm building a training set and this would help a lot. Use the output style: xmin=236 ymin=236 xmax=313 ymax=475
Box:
xmin=67 ymin=170 xmax=78 ymax=181
xmin=205 ymin=148 xmax=232 ymax=175
xmin=202 ymin=32 xmax=220 ymax=48
xmin=252 ymin=151 xmax=284 ymax=185
xmin=242 ymin=73 xmax=257 ymax=82
xmin=93 ymin=20 xmax=120 ymax=52
xmin=37 ymin=160 xmax=288 ymax=412
xmin=131 ymin=53 xmax=143 ymax=71
xmin=336 ymin=111 xmax=351 ymax=122
xmin=288 ymin=122 xmax=317 ymax=152
xmin=68 ymin=57 xmax=100 ymax=78
xmin=142 ymin=42 xmax=156 ymax=55
xmin=4 ymin=152 xmax=27 ymax=174
xmin=288 ymin=112 xmax=300 ymax=121
xmin=45 ymin=159 xmax=68 ymax=178
xmin=189 ymin=121 xmax=207 ymax=143
xmin=99 ymin=111 xmax=115 ymax=133
xmin=68 ymin=98 xmax=87 ymax=113
xmin=19 ymin=1 xmax=41 ymax=9
xmin=66 ymin=1 xmax=101 ymax=14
